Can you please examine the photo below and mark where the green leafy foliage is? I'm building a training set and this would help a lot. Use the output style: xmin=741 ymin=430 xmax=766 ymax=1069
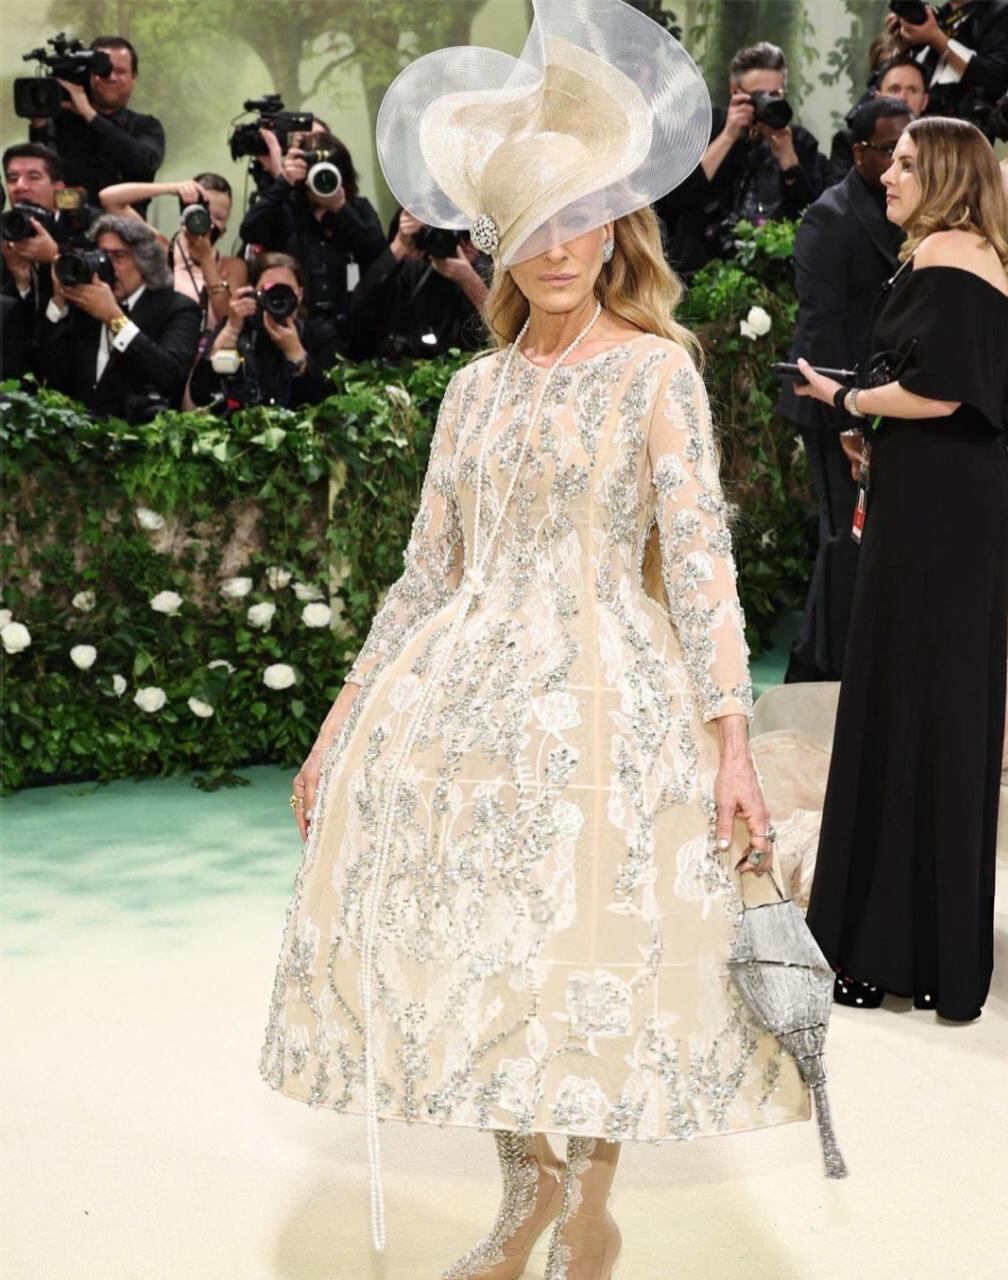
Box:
xmin=1 ymin=231 xmax=815 ymax=792
xmin=0 ymin=356 xmax=464 ymax=792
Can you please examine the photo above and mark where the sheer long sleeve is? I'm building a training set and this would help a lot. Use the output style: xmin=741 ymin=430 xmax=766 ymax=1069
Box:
xmin=647 ymin=354 xmax=753 ymax=722
xmin=345 ymin=369 xmax=466 ymax=685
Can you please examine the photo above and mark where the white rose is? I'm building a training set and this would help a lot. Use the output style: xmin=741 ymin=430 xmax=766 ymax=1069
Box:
xmin=293 ymin=581 xmax=324 ymax=602
xmin=247 ymin=601 xmax=276 ymax=630
xmin=266 ymin=566 xmax=292 ymax=590
xmin=150 ymin=590 xmax=183 ymax=615
xmin=220 ymin=577 xmax=253 ymax=599
xmin=207 ymin=659 xmax=236 ymax=674
xmin=263 ymin=663 xmax=296 ymax=690
xmin=302 ymin=602 xmax=332 ymax=628
xmin=187 ymin=697 xmax=215 ymax=718
xmin=0 ymin=609 xmax=12 ymax=628
xmin=1 ymin=621 xmax=31 ymax=654
xmin=70 ymin=644 xmax=97 ymax=670
xmin=134 ymin=686 xmax=167 ymax=713
xmin=745 ymin=305 xmax=772 ymax=336
xmin=739 ymin=319 xmax=758 ymax=341
xmin=135 ymin=507 xmax=166 ymax=531
xmin=112 ymin=674 xmax=127 ymax=696
xmin=71 ymin=591 xmax=96 ymax=612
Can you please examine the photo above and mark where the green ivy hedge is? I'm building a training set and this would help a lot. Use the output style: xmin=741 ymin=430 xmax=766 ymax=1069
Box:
xmin=0 ymin=221 xmax=812 ymax=792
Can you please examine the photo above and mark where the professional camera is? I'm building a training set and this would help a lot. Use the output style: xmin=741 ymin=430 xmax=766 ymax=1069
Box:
xmin=748 ymin=90 xmax=793 ymax=130
xmin=13 ymin=33 xmax=112 ymax=119
xmin=299 ymin=149 xmax=342 ymax=199
xmin=55 ymin=247 xmax=115 ymax=287
xmin=258 ymin=281 xmax=299 ymax=322
xmin=178 ymin=194 xmax=214 ymax=240
xmin=1 ymin=201 xmax=57 ymax=241
xmin=889 ymin=0 xmax=930 ymax=26
xmin=412 ymin=226 xmax=465 ymax=258
xmin=229 ymin=94 xmax=314 ymax=161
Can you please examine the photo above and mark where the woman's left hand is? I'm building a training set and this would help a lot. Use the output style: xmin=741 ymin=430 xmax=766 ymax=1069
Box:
xmin=714 ymin=751 xmax=774 ymax=876
xmin=792 ymin=357 xmax=843 ymax=407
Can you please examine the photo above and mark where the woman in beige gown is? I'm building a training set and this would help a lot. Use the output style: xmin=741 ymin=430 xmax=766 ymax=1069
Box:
xmin=260 ymin=4 xmax=813 ymax=1277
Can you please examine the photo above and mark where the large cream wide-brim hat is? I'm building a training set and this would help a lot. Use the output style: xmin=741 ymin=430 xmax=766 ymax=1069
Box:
xmin=376 ymin=0 xmax=711 ymax=266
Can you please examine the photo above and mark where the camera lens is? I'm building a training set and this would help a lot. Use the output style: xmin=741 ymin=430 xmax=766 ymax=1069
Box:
xmin=306 ymin=162 xmax=342 ymax=198
xmin=750 ymin=90 xmax=793 ymax=131
xmin=181 ymin=203 xmax=212 ymax=237
xmin=55 ymin=248 xmax=114 ymax=287
xmin=258 ymin=282 xmax=298 ymax=321
xmin=55 ymin=251 xmax=92 ymax=287
xmin=2 ymin=209 xmax=34 ymax=241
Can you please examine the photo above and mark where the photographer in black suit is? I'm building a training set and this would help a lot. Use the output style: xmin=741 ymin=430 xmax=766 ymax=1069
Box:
xmin=346 ymin=208 xmax=490 ymax=359
xmin=887 ymin=1 xmax=1008 ymax=125
xmin=1 ymin=143 xmax=97 ymax=378
xmin=777 ymin=97 xmax=911 ymax=682
xmin=658 ymin=42 xmax=829 ymax=277
xmin=238 ymin=130 xmax=384 ymax=351
xmin=28 ymin=37 xmax=165 ymax=215
xmin=41 ymin=214 xmax=200 ymax=422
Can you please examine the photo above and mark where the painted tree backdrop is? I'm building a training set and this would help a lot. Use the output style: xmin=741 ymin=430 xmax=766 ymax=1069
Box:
xmin=1 ymin=1 xmax=905 ymax=234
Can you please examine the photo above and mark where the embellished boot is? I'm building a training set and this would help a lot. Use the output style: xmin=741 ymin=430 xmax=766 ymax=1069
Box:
xmin=441 ymin=1132 xmax=564 ymax=1280
xmin=542 ymin=1137 xmax=622 ymax=1280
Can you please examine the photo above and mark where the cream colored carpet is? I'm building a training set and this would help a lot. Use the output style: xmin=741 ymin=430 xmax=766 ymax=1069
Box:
xmin=2 ymin=765 xmax=1006 ymax=1280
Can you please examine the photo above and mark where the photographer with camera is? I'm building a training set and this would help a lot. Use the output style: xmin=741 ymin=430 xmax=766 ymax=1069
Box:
xmin=189 ymin=253 xmax=329 ymax=413
xmin=346 ymin=208 xmax=490 ymax=360
xmin=885 ymin=1 xmax=1008 ymax=127
xmin=25 ymin=36 xmax=165 ymax=214
xmin=778 ymin=96 xmax=912 ymax=684
xmin=98 ymin=174 xmax=248 ymax=330
xmin=658 ymin=42 xmax=829 ymax=277
xmin=2 ymin=143 xmax=97 ymax=378
xmin=238 ymin=130 xmax=384 ymax=350
xmin=40 ymin=214 xmax=200 ymax=422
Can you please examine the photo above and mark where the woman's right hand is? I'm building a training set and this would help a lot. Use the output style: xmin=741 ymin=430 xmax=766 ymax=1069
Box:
xmin=291 ymin=683 xmax=360 ymax=841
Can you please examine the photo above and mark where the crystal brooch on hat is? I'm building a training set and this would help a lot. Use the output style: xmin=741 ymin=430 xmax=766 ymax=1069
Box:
xmin=470 ymin=213 xmax=500 ymax=255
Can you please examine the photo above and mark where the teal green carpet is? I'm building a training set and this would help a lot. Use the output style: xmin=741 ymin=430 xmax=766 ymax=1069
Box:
xmin=0 ymin=764 xmax=296 ymax=954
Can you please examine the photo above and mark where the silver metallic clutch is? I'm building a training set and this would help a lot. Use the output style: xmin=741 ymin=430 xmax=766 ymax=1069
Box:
xmin=728 ymin=870 xmax=849 ymax=1179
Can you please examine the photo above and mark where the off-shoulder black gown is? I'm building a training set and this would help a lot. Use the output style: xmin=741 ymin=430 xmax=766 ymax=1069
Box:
xmin=806 ymin=265 xmax=1008 ymax=1021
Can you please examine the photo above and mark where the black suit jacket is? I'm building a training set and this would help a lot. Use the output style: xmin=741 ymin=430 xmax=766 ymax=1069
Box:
xmin=30 ymin=107 xmax=166 ymax=213
xmin=41 ymin=286 xmax=201 ymax=421
xmin=777 ymin=169 xmax=904 ymax=432
xmin=920 ymin=0 xmax=1008 ymax=116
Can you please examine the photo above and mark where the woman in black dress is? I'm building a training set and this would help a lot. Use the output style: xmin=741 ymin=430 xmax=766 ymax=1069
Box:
xmin=793 ymin=116 xmax=1008 ymax=1022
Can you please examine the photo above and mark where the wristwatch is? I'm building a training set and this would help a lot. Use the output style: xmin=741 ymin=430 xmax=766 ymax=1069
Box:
xmin=108 ymin=313 xmax=130 ymax=337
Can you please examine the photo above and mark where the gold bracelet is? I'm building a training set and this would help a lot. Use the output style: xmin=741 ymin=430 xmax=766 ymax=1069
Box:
xmin=207 ymin=282 xmax=230 ymax=294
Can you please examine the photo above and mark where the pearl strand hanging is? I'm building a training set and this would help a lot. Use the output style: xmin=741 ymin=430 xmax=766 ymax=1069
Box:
xmin=359 ymin=299 xmax=603 ymax=1253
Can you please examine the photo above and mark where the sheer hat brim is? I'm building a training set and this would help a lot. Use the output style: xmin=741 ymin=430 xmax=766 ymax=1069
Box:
xmin=376 ymin=0 xmax=711 ymax=266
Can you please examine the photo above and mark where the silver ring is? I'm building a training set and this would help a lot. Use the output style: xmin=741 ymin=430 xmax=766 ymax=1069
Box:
xmin=747 ymin=848 xmax=766 ymax=867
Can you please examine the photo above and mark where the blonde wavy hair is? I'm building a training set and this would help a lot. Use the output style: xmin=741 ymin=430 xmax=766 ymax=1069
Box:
xmin=899 ymin=116 xmax=1008 ymax=267
xmin=482 ymin=206 xmax=702 ymax=369
xmin=481 ymin=206 xmax=701 ymax=607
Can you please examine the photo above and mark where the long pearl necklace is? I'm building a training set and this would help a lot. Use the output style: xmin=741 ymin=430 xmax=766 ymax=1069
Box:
xmin=359 ymin=299 xmax=603 ymax=1254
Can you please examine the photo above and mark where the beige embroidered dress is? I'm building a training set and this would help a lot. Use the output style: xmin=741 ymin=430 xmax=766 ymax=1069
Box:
xmin=260 ymin=333 xmax=810 ymax=1143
